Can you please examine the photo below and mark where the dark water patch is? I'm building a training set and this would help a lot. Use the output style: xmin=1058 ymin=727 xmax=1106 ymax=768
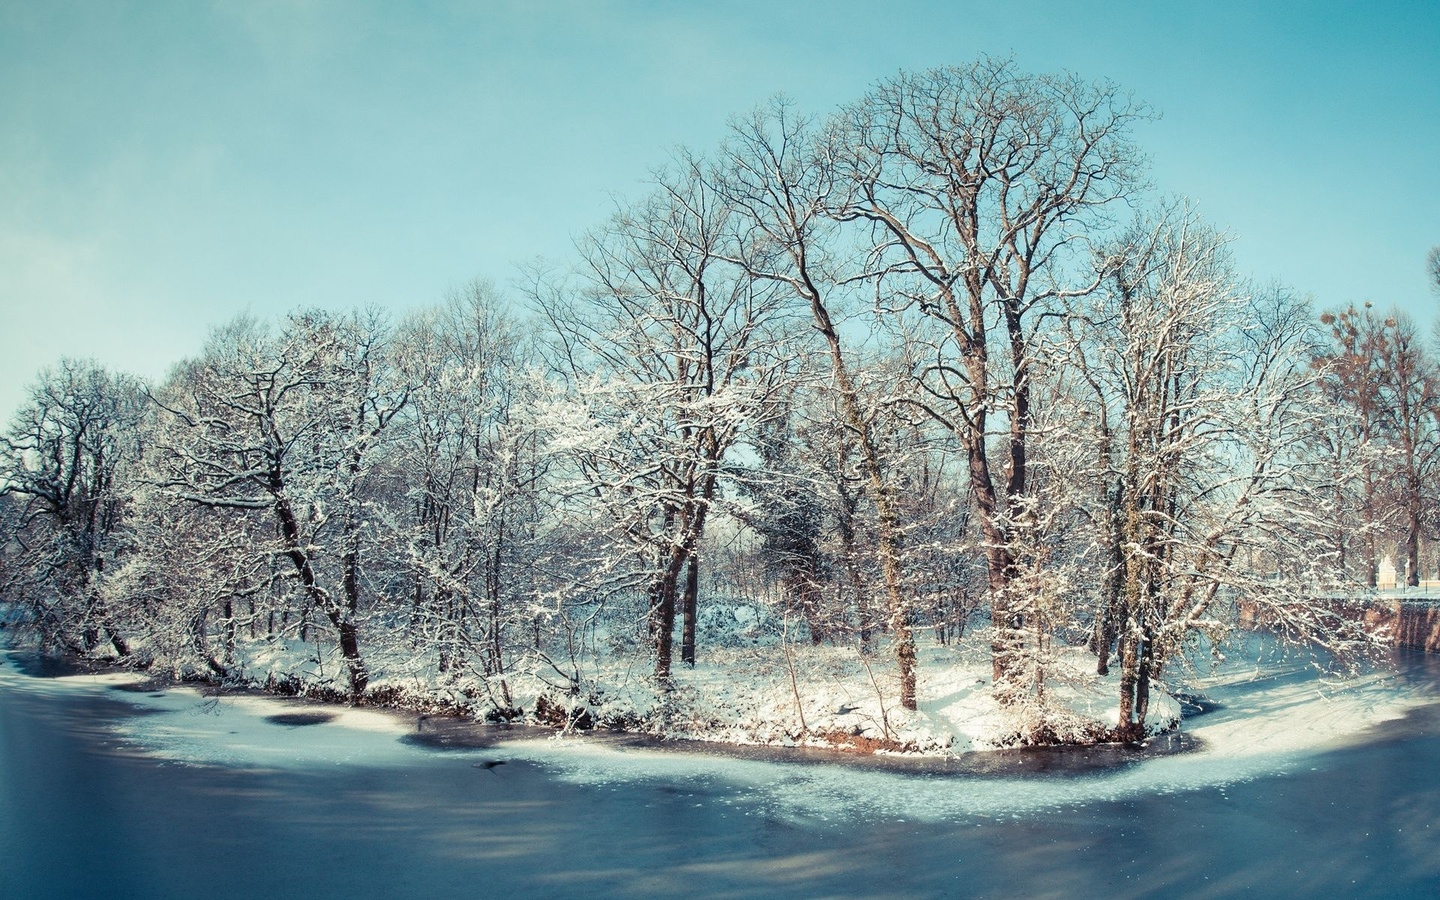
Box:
xmin=108 ymin=679 xmax=169 ymax=694
xmin=402 ymin=715 xmax=551 ymax=750
xmin=266 ymin=712 xmax=336 ymax=727
xmin=5 ymin=652 xmax=103 ymax=679
xmin=1172 ymin=690 xmax=1224 ymax=717
xmin=3 ymin=650 xmax=169 ymax=693
xmin=1391 ymin=646 xmax=1440 ymax=693
xmin=949 ymin=730 xmax=1200 ymax=775
xmin=414 ymin=720 xmax=1201 ymax=777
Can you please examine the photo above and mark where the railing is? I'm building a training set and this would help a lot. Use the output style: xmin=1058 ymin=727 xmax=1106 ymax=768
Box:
xmin=1308 ymin=587 xmax=1440 ymax=604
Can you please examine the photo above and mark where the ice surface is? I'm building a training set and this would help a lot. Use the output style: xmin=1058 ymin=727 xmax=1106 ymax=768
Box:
xmin=0 ymin=653 xmax=424 ymax=771
xmin=1 ymin=648 xmax=1424 ymax=824
xmin=490 ymin=677 xmax=1415 ymax=825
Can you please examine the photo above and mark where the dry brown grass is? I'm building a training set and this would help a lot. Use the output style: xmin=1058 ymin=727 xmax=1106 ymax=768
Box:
xmin=810 ymin=727 xmax=920 ymax=755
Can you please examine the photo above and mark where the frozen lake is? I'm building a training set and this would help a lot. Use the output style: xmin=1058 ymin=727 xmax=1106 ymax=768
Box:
xmin=3 ymin=649 xmax=1439 ymax=898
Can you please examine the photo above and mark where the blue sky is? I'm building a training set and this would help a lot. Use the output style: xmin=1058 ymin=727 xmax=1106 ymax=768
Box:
xmin=2 ymin=0 xmax=1437 ymax=421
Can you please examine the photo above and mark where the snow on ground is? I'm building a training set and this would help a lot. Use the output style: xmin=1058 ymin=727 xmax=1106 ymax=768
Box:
xmin=123 ymin=628 xmax=1173 ymax=753
xmin=0 ymin=653 xmax=419 ymax=770
xmin=526 ymin=634 xmax=1181 ymax=753
xmin=492 ymin=657 xmax=1424 ymax=825
xmin=2 ymin=632 xmax=1429 ymax=825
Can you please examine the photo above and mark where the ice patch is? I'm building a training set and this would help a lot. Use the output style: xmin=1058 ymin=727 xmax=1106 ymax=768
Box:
xmin=107 ymin=690 xmax=425 ymax=770
xmin=488 ymin=665 xmax=1425 ymax=824
xmin=0 ymin=652 xmax=427 ymax=770
xmin=0 ymin=650 xmax=1428 ymax=824
xmin=1180 ymin=668 xmax=1414 ymax=758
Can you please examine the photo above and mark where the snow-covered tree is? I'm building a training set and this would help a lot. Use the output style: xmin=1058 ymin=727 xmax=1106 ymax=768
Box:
xmin=826 ymin=57 xmax=1150 ymax=702
xmin=387 ymin=283 xmax=549 ymax=713
xmin=536 ymin=161 xmax=789 ymax=683
xmin=715 ymin=99 xmax=925 ymax=707
xmin=0 ymin=359 xmax=146 ymax=655
xmin=1062 ymin=207 xmax=1377 ymax=737
xmin=147 ymin=310 xmax=409 ymax=697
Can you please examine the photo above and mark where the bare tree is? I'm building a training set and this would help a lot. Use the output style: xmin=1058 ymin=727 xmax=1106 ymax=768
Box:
xmin=536 ymin=162 xmax=787 ymax=684
xmin=1312 ymin=305 xmax=1390 ymax=585
xmin=716 ymin=99 xmax=922 ymax=708
xmin=0 ymin=360 xmax=146 ymax=656
xmin=1315 ymin=304 xmax=1401 ymax=585
xmin=1065 ymin=207 xmax=1375 ymax=738
xmin=389 ymin=283 xmax=545 ymax=714
xmin=1374 ymin=312 xmax=1440 ymax=586
xmin=148 ymin=311 xmax=409 ymax=697
xmin=1316 ymin=305 xmax=1440 ymax=587
xmin=826 ymin=58 xmax=1150 ymax=700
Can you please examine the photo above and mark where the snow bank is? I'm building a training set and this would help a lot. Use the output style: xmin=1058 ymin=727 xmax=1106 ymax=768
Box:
xmin=492 ymin=665 xmax=1421 ymax=825
xmin=107 ymin=689 xmax=423 ymax=770
xmin=0 ymin=652 xmax=423 ymax=770
xmin=565 ymin=639 xmax=1184 ymax=754
xmin=1 ymin=635 xmax=1426 ymax=826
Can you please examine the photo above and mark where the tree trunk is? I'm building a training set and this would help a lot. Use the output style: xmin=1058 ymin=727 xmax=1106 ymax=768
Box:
xmin=105 ymin=625 xmax=131 ymax=658
xmin=1116 ymin=627 xmax=1140 ymax=740
xmin=1094 ymin=526 xmax=1125 ymax=676
xmin=486 ymin=539 xmax=509 ymax=695
xmin=334 ymin=616 xmax=369 ymax=696
xmin=223 ymin=599 xmax=236 ymax=661
xmin=275 ymin=492 xmax=369 ymax=698
xmin=1136 ymin=630 xmax=1153 ymax=726
xmin=986 ymin=535 xmax=1025 ymax=698
xmin=834 ymin=489 xmax=872 ymax=653
xmin=649 ymin=535 xmax=691 ymax=685
xmin=681 ymin=554 xmax=698 ymax=665
xmin=1407 ymin=482 xmax=1422 ymax=587
xmin=653 ymin=568 xmax=677 ymax=684
xmin=895 ymin=604 xmax=917 ymax=710
xmin=1364 ymin=475 xmax=1379 ymax=587
xmin=801 ymin=272 xmax=914 ymax=707
xmin=339 ymin=544 xmax=369 ymax=697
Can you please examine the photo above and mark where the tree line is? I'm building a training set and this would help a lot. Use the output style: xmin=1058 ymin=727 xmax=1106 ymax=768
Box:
xmin=3 ymin=58 xmax=1434 ymax=741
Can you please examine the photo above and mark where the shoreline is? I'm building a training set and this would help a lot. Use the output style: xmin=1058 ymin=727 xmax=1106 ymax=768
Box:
xmin=7 ymin=646 xmax=1202 ymax=778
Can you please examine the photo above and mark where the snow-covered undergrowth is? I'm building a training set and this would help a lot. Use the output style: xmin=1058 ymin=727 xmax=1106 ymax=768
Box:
xmin=129 ymin=624 xmax=1188 ymax=754
xmin=14 ymin=613 xmax=1409 ymax=762
xmin=535 ymin=638 xmax=1182 ymax=754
